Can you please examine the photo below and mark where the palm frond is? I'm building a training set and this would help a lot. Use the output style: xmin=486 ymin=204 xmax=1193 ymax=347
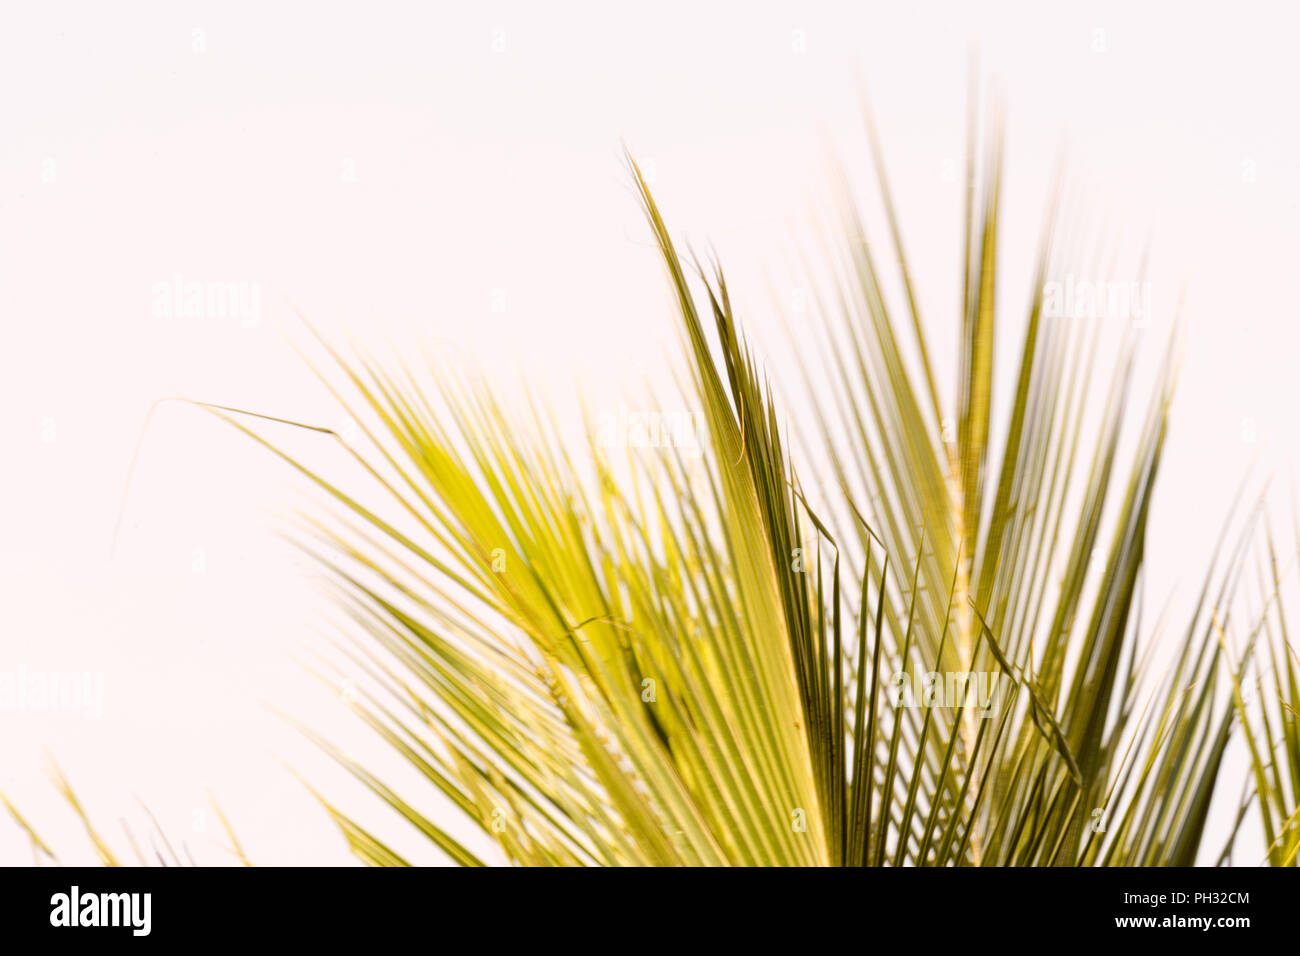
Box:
xmin=2 ymin=761 xmax=205 ymax=867
xmin=1221 ymin=507 xmax=1300 ymax=865
xmin=219 ymin=83 xmax=1241 ymax=867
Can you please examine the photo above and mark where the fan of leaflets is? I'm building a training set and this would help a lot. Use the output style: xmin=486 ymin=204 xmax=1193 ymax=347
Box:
xmin=216 ymin=87 xmax=1248 ymax=867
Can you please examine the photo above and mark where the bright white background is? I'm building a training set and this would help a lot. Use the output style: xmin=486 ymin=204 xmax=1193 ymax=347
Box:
xmin=2 ymin=0 xmax=1297 ymax=865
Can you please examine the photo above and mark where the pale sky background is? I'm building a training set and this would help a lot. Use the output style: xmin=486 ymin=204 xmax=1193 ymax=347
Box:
xmin=2 ymin=1 xmax=1298 ymax=865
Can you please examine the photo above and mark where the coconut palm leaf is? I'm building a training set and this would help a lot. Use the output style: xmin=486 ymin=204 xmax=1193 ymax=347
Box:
xmin=212 ymin=82 xmax=1246 ymax=867
xmin=1220 ymin=512 xmax=1300 ymax=866
xmin=748 ymin=84 xmax=1238 ymax=866
xmin=1 ymin=762 xmax=224 ymax=866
